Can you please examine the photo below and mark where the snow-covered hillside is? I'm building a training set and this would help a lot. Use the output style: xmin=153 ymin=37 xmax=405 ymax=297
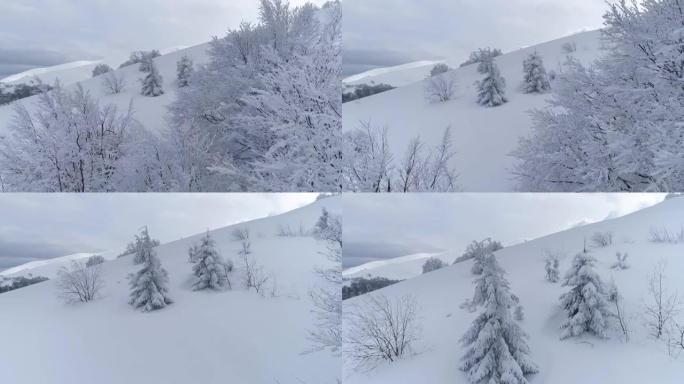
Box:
xmin=343 ymin=196 xmax=684 ymax=383
xmin=0 ymin=44 xmax=209 ymax=137
xmin=0 ymin=252 xmax=104 ymax=279
xmin=343 ymin=251 xmax=455 ymax=281
xmin=0 ymin=197 xmax=340 ymax=384
xmin=343 ymin=30 xmax=603 ymax=191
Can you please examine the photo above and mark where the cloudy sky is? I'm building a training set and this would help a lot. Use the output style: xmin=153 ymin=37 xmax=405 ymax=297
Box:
xmin=0 ymin=0 xmax=324 ymax=79
xmin=343 ymin=0 xmax=607 ymax=76
xmin=0 ymin=194 xmax=316 ymax=271
xmin=343 ymin=194 xmax=667 ymax=268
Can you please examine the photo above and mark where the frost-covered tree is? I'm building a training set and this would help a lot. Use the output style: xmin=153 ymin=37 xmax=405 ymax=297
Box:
xmin=422 ymin=257 xmax=445 ymax=274
xmin=57 ymin=260 xmax=104 ymax=303
xmin=522 ymin=52 xmax=550 ymax=93
xmin=476 ymin=57 xmax=507 ymax=107
xmin=460 ymin=254 xmax=538 ymax=383
xmin=515 ymin=0 xmax=684 ymax=191
xmin=559 ymin=252 xmax=611 ymax=339
xmin=132 ymin=227 xmax=158 ymax=265
xmin=0 ymin=83 xmax=153 ymax=192
xmin=166 ymin=0 xmax=342 ymax=192
xmin=394 ymin=127 xmax=458 ymax=192
xmin=140 ymin=59 xmax=164 ymax=97
xmin=101 ymin=71 xmax=126 ymax=94
xmin=128 ymin=243 xmax=172 ymax=312
xmin=343 ymin=123 xmax=393 ymax=192
xmin=191 ymin=232 xmax=231 ymax=290
xmin=544 ymin=252 xmax=560 ymax=283
xmin=313 ymin=207 xmax=342 ymax=247
xmin=460 ymin=47 xmax=503 ymax=68
xmin=425 ymin=72 xmax=456 ymax=102
xmin=176 ymin=55 xmax=193 ymax=87
xmin=92 ymin=63 xmax=113 ymax=77
xmin=86 ymin=255 xmax=105 ymax=267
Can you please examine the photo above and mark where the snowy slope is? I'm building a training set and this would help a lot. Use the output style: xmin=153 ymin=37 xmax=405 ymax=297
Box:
xmin=343 ymin=30 xmax=603 ymax=191
xmin=343 ymin=251 xmax=456 ymax=281
xmin=344 ymin=60 xmax=442 ymax=88
xmin=0 ymin=44 xmax=209 ymax=137
xmin=344 ymin=196 xmax=684 ymax=383
xmin=0 ymin=252 xmax=105 ymax=279
xmin=0 ymin=197 xmax=340 ymax=384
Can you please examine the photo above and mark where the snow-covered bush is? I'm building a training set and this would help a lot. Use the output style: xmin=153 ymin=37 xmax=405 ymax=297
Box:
xmin=277 ymin=223 xmax=308 ymax=237
xmin=140 ymin=59 xmax=164 ymax=97
xmin=342 ymin=123 xmax=392 ymax=192
xmin=57 ymin=260 xmax=104 ymax=304
xmin=85 ymin=255 xmax=105 ymax=267
xmin=128 ymin=244 xmax=172 ymax=312
xmin=544 ymin=251 xmax=560 ymax=283
xmin=475 ymin=57 xmax=507 ymax=107
xmin=561 ymin=41 xmax=577 ymax=54
xmin=422 ymin=257 xmax=445 ymax=274
xmin=425 ymin=72 xmax=456 ymax=102
xmin=559 ymin=252 xmax=611 ymax=339
xmin=101 ymin=71 xmax=126 ymax=94
xmin=610 ymin=252 xmax=629 ymax=270
xmin=344 ymin=294 xmax=420 ymax=369
xmin=191 ymin=232 xmax=232 ymax=290
xmin=649 ymin=227 xmax=684 ymax=244
xmin=313 ymin=208 xmax=342 ymax=247
xmin=240 ymin=253 xmax=270 ymax=294
xmin=460 ymin=254 xmax=538 ymax=383
xmin=176 ymin=55 xmax=193 ymax=88
xmin=522 ymin=51 xmax=550 ymax=93
xmin=92 ymin=63 xmax=113 ymax=77
xmin=454 ymin=238 xmax=504 ymax=273
xmin=591 ymin=231 xmax=613 ymax=248
xmin=231 ymin=227 xmax=250 ymax=241
xmin=460 ymin=47 xmax=502 ymax=68
xmin=430 ymin=63 xmax=450 ymax=77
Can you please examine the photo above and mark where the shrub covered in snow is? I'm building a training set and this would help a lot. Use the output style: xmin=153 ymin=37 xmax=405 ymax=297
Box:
xmin=57 ymin=260 xmax=104 ymax=304
xmin=85 ymin=255 xmax=105 ymax=267
xmin=128 ymin=244 xmax=172 ymax=312
xmin=190 ymin=232 xmax=232 ymax=290
xmin=91 ymin=63 xmax=113 ymax=77
xmin=422 ymin=257 xmax=446 ymax=274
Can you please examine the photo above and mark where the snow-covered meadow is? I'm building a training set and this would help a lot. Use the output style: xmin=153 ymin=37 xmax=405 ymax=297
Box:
xmin=342 ymin=196 xmax=684 ymax=383
xmin=0 ymin=196 xmax=341 ymax=384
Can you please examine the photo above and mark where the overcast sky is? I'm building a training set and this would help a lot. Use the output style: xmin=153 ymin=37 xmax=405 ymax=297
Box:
xmin=0 ymin=194 xmax=316 ymax=272
xmin=0 ymin=0 xmax=324 ymax=79
xmin=343 ymin=0 xmax=608 ymax=76
xmin=343 ymin=194 xmax=666 ymax=268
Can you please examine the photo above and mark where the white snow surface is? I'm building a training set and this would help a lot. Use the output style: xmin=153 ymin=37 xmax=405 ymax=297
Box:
xmin=343 ymin=60 xmax=443 ymax=87
xmin=342 ymin=30 xmax=604 ymax=191
xmin=343 ymin=251 xmax=455 ymax=281
xmin=344 ymin=196 xmax=684 ymax=383
xmin=0 ymin=197 xmax=340 ymax=384
xmin=0 ymin=44 xmax=209 ymax=137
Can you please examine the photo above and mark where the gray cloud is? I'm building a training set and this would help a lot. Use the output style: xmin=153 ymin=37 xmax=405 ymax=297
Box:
xmin=0 ymin=0 xmax=323 ymax=79
xmin=343 ymin=0 xmax=606 ymax=76
xmin=343 ymin=194 xmax=665 ymax=268
xmin=0 ymin=194 xmax=316 ymax=272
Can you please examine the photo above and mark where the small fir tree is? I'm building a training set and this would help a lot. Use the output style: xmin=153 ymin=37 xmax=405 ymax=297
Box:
xmin=476 ymin=58 xmax=507 ymax=107
xmin=461 ymin=254 xmax=538 ymax=383
xmin=559 ymin=252 xmax=612 ymax=339
xmin=128 ymin=245 xmax=172 ymax=312
xmin=176 ymin=55 xmax=193 ymax=87
xmin=191 ymin=232 xmax=231 ymax=290
xmin=140 ymin=59 xmax=164 ymax=97
xmin=522 ymin=52 xmax=551 ymax=93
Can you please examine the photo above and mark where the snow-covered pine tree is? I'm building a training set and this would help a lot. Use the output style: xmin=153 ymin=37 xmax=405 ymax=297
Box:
xmin=176 ymin=55 xmax=193 ymax=88
xmin=559 ymin=252 xmax=612 ymax=339
xmin=476 ymin=57 xmax=507 ymax=107
xmin=544 ymin=253 xmax=560 ymax=283
xmin=461 ymin=254 xmax=538 ymax=383
xmin=191 ymin=232 xmax=231 ymax=290
xmin=464 ymin=238 xmax=504 ymax=274
xmin=128 ymin=243 xmax=172 ymax=312
xmin=140 ymin=59 xmax=164 ymax=97
xmin=522 ymin=51 xmax=550 ymax=93
xmin=133 ymin=227 xmax=157 ymax=264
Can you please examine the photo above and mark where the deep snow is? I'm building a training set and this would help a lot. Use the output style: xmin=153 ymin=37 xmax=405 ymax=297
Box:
xmin=343 ymin=196 xmax=684 ymax=383
xmin=0 ymin=197 xmax=341 ymax=384
xmin=342 ymin=30 xmax=603 ymax=191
